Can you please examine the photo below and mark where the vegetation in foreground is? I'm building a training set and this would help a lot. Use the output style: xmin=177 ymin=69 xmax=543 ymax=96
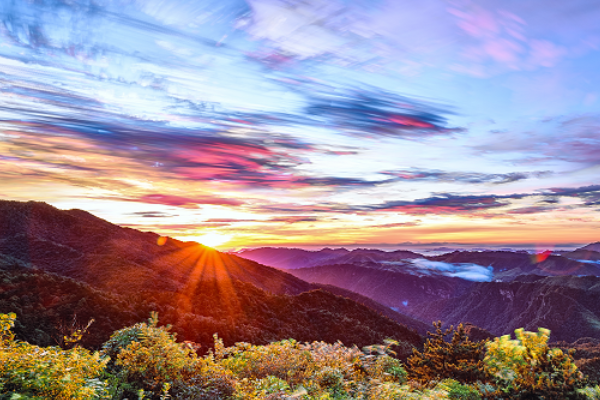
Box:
xmin=1 ymin=312 xmax=600 ymax=400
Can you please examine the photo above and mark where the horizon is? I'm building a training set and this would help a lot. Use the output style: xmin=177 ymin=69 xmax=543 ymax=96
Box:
xmin=1 ymin=1 xmax=600 ymax=249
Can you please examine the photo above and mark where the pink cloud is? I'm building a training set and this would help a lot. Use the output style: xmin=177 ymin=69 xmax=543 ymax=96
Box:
xmin=91 ymin=194 xmax=245 ymax=208
xmin=451 ymin=6 xmax=500 ymax=39
xmin=483 ymin=38 xmax=523 ymax=64
xmin=140 ymin=194 xmax=244 ymax=208
xmin=528 ymin=39 xmax=566 ymax=68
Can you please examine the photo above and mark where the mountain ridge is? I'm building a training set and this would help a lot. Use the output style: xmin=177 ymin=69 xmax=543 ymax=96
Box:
xmin=0 ymin=200 xmax=425 ymax=355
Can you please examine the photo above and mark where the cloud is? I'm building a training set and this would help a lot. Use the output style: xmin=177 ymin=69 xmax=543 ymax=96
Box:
xmin=506 ymin=205 xmax=557 ymax=214
xmin=291 ymin=80 xmax=464 ymax=139
xmin=2 ymin=70 xmax=456 ymax=194
xmin=266 ymin=216 xmax=320 ymax=224
xmin=250 ymin=184 xmax=600 ymax=216
xmin=203 ymin=216 xmax=320 ymax=224
xmin=372 ymin=222 xmax=420 ymax=228
xmin=363 ymin=193 xmax=525 ymax=215
xmin=243 ymin=0 xmax=380 ymax=62
xmin=204 ymin=218 xmax=256 ymax=223
xmin=0 ymin=118 xmax=306 ymax=189
xmin=0 ymin=114 xmax=416 ymax=193
xmin=408 ymin=258 xmax=494 ymax=281
xmin=128 ymin=211 xmax=179 ymax=218
xmin=90 ymin=194 xmax=244 ymax=208
xmin=541 ymin=184 xmax=600 ymax=206
xmin=543 ymin=184 xmax=600 ymax=196
xmin=360 ymin=184 xmax=600 ymax=216
xmin=447 ymin=2 xmax=575 ymax=74
xmin=382 ymin=168 xmax=550 ymax=185
xmin=140 ymin=194 xmax=244 ymax=207
xmin=125 ymin=222 xmax=232 ymax=230
xmin=475 ymin=115 xmax=600 ymax=166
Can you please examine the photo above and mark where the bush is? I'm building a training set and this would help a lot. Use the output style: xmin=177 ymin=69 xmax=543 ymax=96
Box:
xmin=10 ymin=308 xmax=600 ymax=400
xmin=407 ymin=322 xmax=488 ymax=385
xmin=0 ymin=312 xmax=108 ymax=399
xmin=439 ymin=379 xmax=482 ymax=400
xmin=101 ymin=312 xmax=196 ymax=399
xmin=484 ymin=327 xmax=586 ymax=399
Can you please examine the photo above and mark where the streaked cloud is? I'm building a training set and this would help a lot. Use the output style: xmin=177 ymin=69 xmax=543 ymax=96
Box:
xmin=382 ymin=168 xmax=551 ymax=185
xmin=1 ymin=0 xmax=600 ymax=248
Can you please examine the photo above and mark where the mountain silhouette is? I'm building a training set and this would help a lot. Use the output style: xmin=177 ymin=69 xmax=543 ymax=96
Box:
xmin=0 ymin=200 xmax=424 ymax=354
xmin=236 ymin=247 xmax=422 ymax=269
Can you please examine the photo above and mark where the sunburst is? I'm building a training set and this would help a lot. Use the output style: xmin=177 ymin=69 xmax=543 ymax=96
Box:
xmin=194 ymin=232 xmax=232 ymax=248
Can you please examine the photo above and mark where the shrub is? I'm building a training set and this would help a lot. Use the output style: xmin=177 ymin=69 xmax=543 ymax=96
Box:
xmin=484 ymin=327 xmax=586 ymax=399
xmin=439 ymin=379 xmax=482 ymax=400
xmin=0 ymin=312 xmax=108 ymax=399
xmin=101 ymin=312 xmax=196 ymax=399
xmin=407 ymin=322 xmax=488 ymax=385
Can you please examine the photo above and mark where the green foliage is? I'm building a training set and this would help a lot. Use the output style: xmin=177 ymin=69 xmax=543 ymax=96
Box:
xmin=0 ymin=313 xmax=108 ymax=400
xmin=101 ymin=313 xmax=196 ymax=399
xmin=484 ymin=327 xmax=586 ymax=399
xmin=407 ymin=322 xmax=488 ymax=385
xmin=577 ymin=385 xmax=600 ymax=399
xmin=0 ymin=312 xmax=16 ymax=343
xmin=210 ymin=336 xmax=410 ymax=399
xmin=5 ymin=310 xmax=600 ymax=400
xmin=438 ymin=379 xmax=482 ymax=400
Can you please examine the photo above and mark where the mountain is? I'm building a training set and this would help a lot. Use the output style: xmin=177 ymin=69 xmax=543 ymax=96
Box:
xmin=429 ymin=250 xmax=600 ymax=280
xmin=238 ymin=247 xmax=600 ymax=283
xmin=235 ymin=247 xmax=350 ymax=269
xmin=323 ymin=248 xmax=424 ymax=265
xmin=311 ymin=283 xmax=432 ymax=335
xmin=0 ymin=266 xmax=426 ymax=356
xmin=236 ymin=244 xmax=600 ymax=343
xmin=0 ymin=200 xmax=424 ymax=355
xmin=236 ymin=247 xmax=422 ymax=269
xmin=578 ymin=242 xmax=600 ymax=253
xmin=288 ymin=263 xmax=474 ymax=313
xmin=0 ymin=200 xmax=312 ymax=295
xmin=410 ymin=275 xmax=600 ymax=342
xmin=562 ymin=249 xmax=600 ymax=262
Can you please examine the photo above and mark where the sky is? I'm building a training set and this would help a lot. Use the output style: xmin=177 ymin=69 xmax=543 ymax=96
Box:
xmin=1 ymin=0 xmax=600 ymax=249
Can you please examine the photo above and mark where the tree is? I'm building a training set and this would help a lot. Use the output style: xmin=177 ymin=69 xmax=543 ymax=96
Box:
xmin=102 ymin=312 xmax=195 ymax=399
xmin=484 ymin=327 xmax=586 ymax=399
xmin=407 ymin=322 xmax=488 ymax=385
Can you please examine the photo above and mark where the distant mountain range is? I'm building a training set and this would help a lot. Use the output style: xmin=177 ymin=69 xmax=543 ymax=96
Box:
xmin=0 ymin=200 xmax=423 ymax=355
xmin=430 ymin=250 xmax=600 ymax=280
xmin=237 ymin=246 xmax=600 ymax=280
xmin=411 ymin=274 xmax=600 ymax=343
xmin=235 ymin=244 xmax=600 ymax=342
xmin=236 ymin=247 xmax=422 ymax=270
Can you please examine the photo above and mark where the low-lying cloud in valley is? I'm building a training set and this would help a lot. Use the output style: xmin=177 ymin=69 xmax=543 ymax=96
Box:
xmin=384 ymin=258 xmax=494 ymax=282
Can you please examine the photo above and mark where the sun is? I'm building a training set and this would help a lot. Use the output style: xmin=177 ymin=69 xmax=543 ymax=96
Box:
xmin=194 ymin=232 xmax=232 ymax=248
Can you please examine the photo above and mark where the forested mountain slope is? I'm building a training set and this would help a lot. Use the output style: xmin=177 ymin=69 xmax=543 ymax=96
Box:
xmin=0 ymin=200 xmax=424 ymax=356
xmin=411 ymin=275 xmax=600 ymax=342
